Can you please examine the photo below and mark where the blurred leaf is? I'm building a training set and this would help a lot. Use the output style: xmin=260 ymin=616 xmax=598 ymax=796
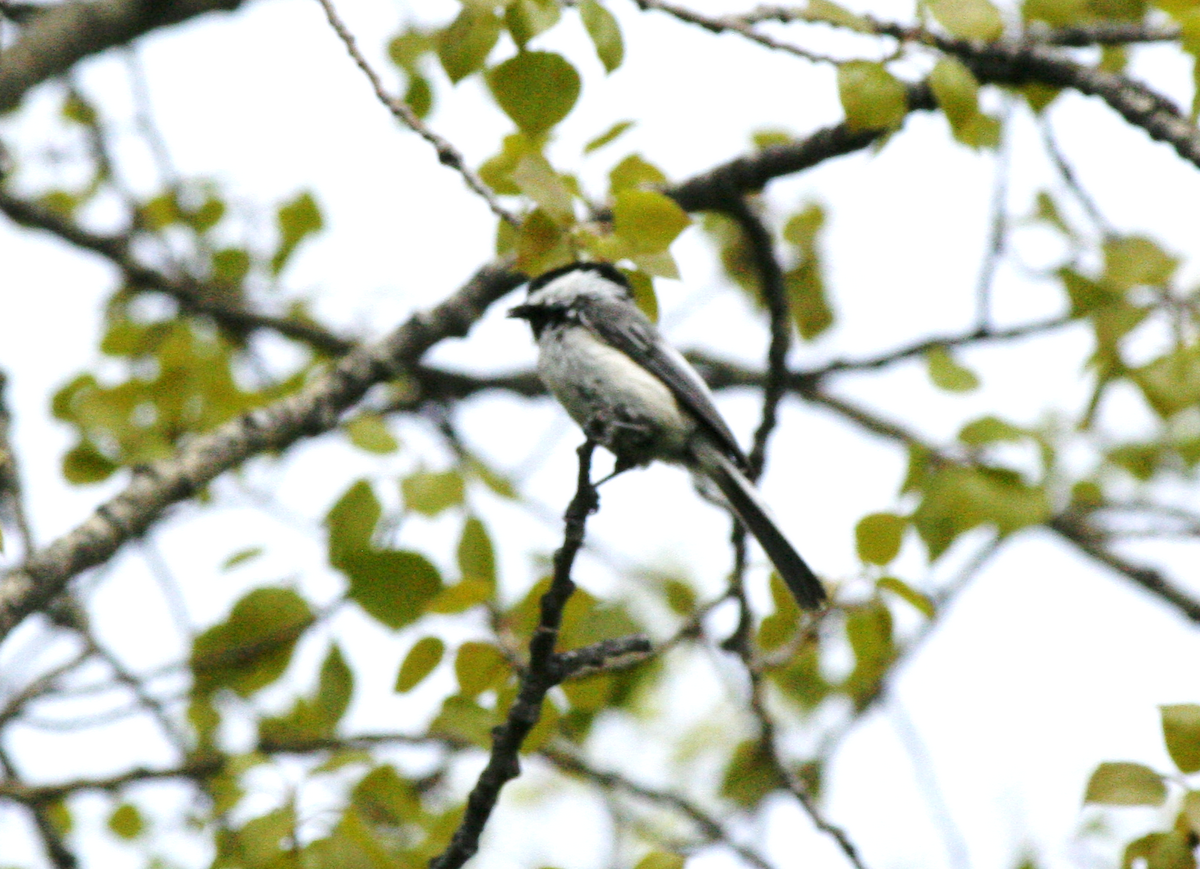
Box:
xmin=454 ymin=641 xmax=510 ymax=697
xmin=506 ymin=0 xmax=561 ymax=48
xmin=928 ymin=0 xmax=1004 ymax=40
xmin=271 ymin=191 xmax=323 ymax=275
xmin=584 ymin=120 xmax=635 ymax=153
xmin=458 ymin=516 xmax=497 ymax=589
xmin=609 ymin=153 xmax=667 ymax=191
xmin=1104 ymin=235 xmax=1178 ymax=290
xmin=396 ymin=636 xmax=445 ymax=692
xmin=317 ymin=644 xmax=354 ymax=725
xmin=635 ymin=853 xmax=685 ymax=869
xmin=1132 ymin=344 xmax=1200 ymax=419
xmin=1162 ymin=704 xmax=1200 ymax=773
xmin=912 ymin=464 xmax=1049 ymax=559
xmin=345 ymin=549 xmax=443 ymax=630
xmin=516 ymin=208 xmax=572 ymax=274
xmin=402 ymin=468 xmax=465 ymax=516
xmin=405 ymin=72 xmax=434 ymax=118
xmin=855 ymin=512 xmax=906 ymax=565
xmin=843 ymin=600 xmax=894 ymax=708
xmin=480 ymin=133 xmax=537 ymax=195
xmin=927 ymin=346 xmax=980 ymax=392
xmin=345 ymin=414 xmax=400 ymax=454
xmin=721 ymin=739 xmax=783 ymax=807
xmin=929 ymin=58 xmax=999 ymax=147
xmin=107 ymin=803 xmax=145 ymax=839
xmin=222 ymin=547 xmax=263 ymax=570
xmin=580 ymin=0 xmax=624 ymax=72
xmin=1084 ymin=762 xmax=1167 ymax=805
xmin=612 ymin=189 xmax=690 ymax=253
xmin=512 ymin=152 xmax=575 ymax=223
xmin=877 ymin=576 xmax=935 ymax=618
xmin=785 ymin=259 xmax=833 ymax=339
xmin=438 ymin=6 xmax=501 ymax=83
xmin=191 ymin=587 xmax=314 ymax=697
xmin=1123 ymin=831 xmax=1196 ymax=869
xmin=626 ymin=269 xmax=659 ymax=321
xmin=1022 ymin=0 xmax=1089 ymax=26
xmin=837 ymin=61 xmax=908 ymax=131
xmin=62 ymin=440 xmax=118 ymax=484
xmin=959 ymin=415 xmax=1025 ymax=445
xmin=1183 ymin=791 xmax=1200 ymax=836
xmin=488 ymin=51 xmax=579 ymax=135
xmin=431 ymin=694 xmax=499 ymax=747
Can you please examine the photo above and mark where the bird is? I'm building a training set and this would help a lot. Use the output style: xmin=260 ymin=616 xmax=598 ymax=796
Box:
xmin=509 ymin=261 xmax=826 ymax=610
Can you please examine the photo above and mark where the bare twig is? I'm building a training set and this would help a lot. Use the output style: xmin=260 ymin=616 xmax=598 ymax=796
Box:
xmin=0 ymin=371 xmax=34 ymax=554
xmin=430 ymin=441 xmax=599 ymax=869
xmin=312 ymin=0 xmax=518 ymax=227
xmin=542 ymin=745 xmax=776 ymax=869
xmin=0 ymin=747 xmax=78 ymax=869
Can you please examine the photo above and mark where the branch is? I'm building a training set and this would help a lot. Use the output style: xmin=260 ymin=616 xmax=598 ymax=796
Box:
xmin=312 ymin=0 xmax=518 ymax=227
xmin=0 ymin=0 xmax=250 ymax=112
xmin=0 ymin=190 xmax=355 ymax=356
xmin=0 ymin=261 xmax=524 ymax=642
xmin=541 ymin=746 xmax=776 ymax=869
xmin=0 ymin=371 xmax=34 ymax=554
xmin=430 ymin=441 xmax=599 ymax=869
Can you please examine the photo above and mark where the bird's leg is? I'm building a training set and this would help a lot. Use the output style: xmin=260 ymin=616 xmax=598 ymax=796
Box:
xmin=592 ymin=454 xmax=637 ymax=488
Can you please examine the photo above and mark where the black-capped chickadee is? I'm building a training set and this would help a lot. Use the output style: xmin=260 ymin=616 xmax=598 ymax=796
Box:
xmin=509 ymin=261 xmax=826 ymax=610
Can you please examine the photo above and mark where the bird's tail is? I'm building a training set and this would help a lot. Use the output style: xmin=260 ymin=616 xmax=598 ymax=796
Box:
xmin=692 ymin=440 xmax=826 ymax=610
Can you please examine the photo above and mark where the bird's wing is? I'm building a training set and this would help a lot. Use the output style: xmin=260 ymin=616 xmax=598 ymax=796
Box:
xmin=577 ymin=298 xmax=750 ymax=468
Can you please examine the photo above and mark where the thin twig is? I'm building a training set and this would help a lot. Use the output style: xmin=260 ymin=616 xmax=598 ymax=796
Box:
xmin=542 ymin=745 xmax=776 ymax=869
xmin=429 ymin=441 xmax=600 ymax=869
xmin=312 ymin=0 xmax=518 ymax=227
xmin=974 ymin=98 xmax=1015 ymax=331
xmin=0 ymin=371 xmax=34 ymax=554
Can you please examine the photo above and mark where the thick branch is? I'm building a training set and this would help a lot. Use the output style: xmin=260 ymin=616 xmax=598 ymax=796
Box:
xmin=0 ymin=262 xmax=524 ymax=642
xmin=0 ymin=0 xmax=249 ymax=112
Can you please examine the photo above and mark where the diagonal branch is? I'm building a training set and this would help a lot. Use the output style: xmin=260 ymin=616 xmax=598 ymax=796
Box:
xmin=312 ymin=0 xmax=518 ymax=227
xmin=430 ymin=441 xmax=600 ymax=869
xmin=0 ymin=261 xmax=524 ymax=642
xmin=0 ymin=0 xmax=250 ymax=112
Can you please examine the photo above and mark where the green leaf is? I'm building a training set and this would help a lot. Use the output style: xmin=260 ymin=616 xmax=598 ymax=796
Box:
xmin=516 ymin=208 xmax=572 ymax=274
xmin=1183 ymin=790 xmax=1200 ymax=836
xmin=634 ymin=853 xmax=686 ymax=869
xmin=609 ymin=153 xmax=666 ymax=191
xmin=438 ymin=6 xmax=501 ymax=83
xmin=876 ymin=577 xmax=935 ymax=618
xmin=1123 ymin=831 xmax=1196 ymax=869
xmin=488 ymin=51 xmax=579 ymax=135
xmin=1131 ymin=344 xmax=1200 ymax=419
xmin=454 ymin=641 xmax=510 ymax=696
xmin=785 ymin=260 xmax=833 ymax=339
xmin=326 ymin=480 xmax=381 ymax=564
xmin=612 ymin=189 xmax=690 ymax=253
xmin=1162 ymin=704 xmax=1200 ymax=773
xmin=1022 ymin=0 xmax=1089 ymax=27
xmin=584 ymin=120 xmax=634 ymax=153
xmin=959 ymin=416 xmax=1025 ymax=445
xmin=721 ymin=739 xmax=784 ymax=807
xmin=843 ymin=600 xmax=895 ymax=707
xmin=107 ymin=803 xmax=145 ymax=839
xmin=929 ymin=58 xmax=998 ymax=147
xmin=1084 ymin=762 xmax=1167 ymax=806
xmin=625 ymin=268 xmax=659 ymax=321
xmin=505 ymin=0 xmax=562 ymax=48
xmin=837 ymin=61 xmax=908 ymax=132
xmin=345 ymin=414 xmax=400 ymax=454
xmin=928 ymin=0 xmax=1004 ymax=40
xmin=580 ymin=0 xmax=624 ymax=73
xmin=458 ymin=516 xmax=497 ymax=589
xmin=911 ymin=465 xmax=1049 ymax=559
xmin=191 ymin=587 xmax=314 ymax=697
xmin=431 ymin=694 xmax=500 ymax=746
xmin=927 ymin=346 xmax=980 ymax=392
xmin=855 ymin=512 xmax=906 ymax=565
xmin=395 ymin=636 xmax=445 ymax=692
xmin=344 ymin=549 xmax=443 ymax=629
xmin=316 ymin=644 xmax=353 ymax=726
xmin=1104 ymin=235 xmax=1178 ymax=290
xmin=222 ymin=547 xmax=263 ymax=570
xmin=401 ymin=468 xmax=465 ymax=516
xmin=511 ymin=152 xmax=575 ymax=224
xmin=271 ymin=191 xmax=323 ymax=275
xmin=63 ymin=441 xmax=118 ymax=484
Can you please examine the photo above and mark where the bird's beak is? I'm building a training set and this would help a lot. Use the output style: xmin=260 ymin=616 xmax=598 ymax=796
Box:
xmin=508 ymin=304 xmax=534 ymax=320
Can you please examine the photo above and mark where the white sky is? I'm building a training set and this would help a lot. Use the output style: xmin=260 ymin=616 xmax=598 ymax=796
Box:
xmin=2 ymin=0 xmax=1200 ymax=867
